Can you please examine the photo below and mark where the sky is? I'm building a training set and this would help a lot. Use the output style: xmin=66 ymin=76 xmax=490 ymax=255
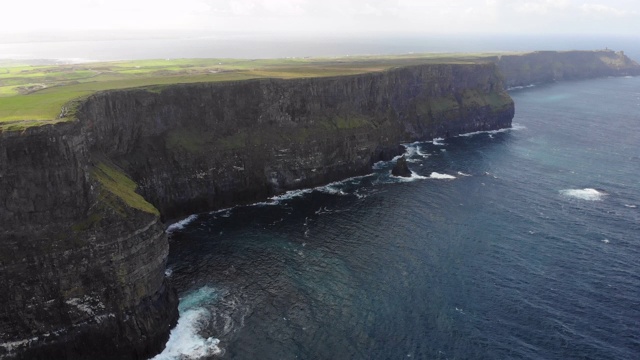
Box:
xmin=1 ymin=0 xmax=639 ymax=37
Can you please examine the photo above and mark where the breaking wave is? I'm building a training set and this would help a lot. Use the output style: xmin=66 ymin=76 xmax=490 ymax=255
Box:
xmin=429 ymin=172 xmax=456 ymax=180
xmin=507 ymin=84 xmax=536 ymax=91
xmin=559 ymin=188 xmax=607 ymax=201
xmin=390 ymin=171 xmax=429 ymax=182
xmin=458 ymin=123 xmax=526 ymax=138
xmin=152 ymin=287 xmax=223 ymax=360
xmin=167 ymin=215 xmax=199 ymax=233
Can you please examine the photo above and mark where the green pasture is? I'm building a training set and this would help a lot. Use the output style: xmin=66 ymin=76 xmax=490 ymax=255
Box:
xmin=0 ymin=53 xmax=507 ymax=131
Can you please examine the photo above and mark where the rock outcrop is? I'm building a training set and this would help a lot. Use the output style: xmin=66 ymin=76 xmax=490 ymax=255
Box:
xmin=1 ymin=62 xmax=513 ymax=358
xmin=391 ymin=156 xmax=412 ymax=177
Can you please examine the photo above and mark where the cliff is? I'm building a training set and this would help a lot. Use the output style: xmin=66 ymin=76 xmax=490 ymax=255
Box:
xmin=82 ymin=64 xmax=513 ymax=220
xmin=495 ymin=49 xmax=640 ymax=88
xmin=0 ymin=122 xmax=178 ymax=359
xmin=0 ymin=62 xmax=513 ymax=358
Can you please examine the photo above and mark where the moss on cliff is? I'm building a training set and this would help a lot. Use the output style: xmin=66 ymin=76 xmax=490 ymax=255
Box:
xmin=91 ymin=162 xmax=160 ymax=216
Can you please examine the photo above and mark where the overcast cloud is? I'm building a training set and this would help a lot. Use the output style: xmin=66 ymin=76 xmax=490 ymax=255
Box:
xmin=1 ymin=0 xmax=638 ymax=36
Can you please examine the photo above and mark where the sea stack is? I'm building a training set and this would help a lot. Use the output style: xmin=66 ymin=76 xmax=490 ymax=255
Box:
xmin=392 ymin=156 xmax=412 ymax=177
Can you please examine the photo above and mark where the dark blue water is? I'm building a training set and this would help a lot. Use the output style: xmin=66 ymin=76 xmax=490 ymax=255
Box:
xmin=155 ymin=77 xmax=640 ymax=360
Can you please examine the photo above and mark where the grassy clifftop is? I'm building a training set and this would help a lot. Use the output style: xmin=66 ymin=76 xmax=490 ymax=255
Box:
xmin=0 ymin=53 xmax=505 ymax=130
xmin=2 ymin=49 xmax=637 ymax=132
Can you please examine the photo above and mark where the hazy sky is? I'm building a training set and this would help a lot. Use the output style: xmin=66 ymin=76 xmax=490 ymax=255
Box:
xmin=2 ymin=0 xmax=639 ymax=37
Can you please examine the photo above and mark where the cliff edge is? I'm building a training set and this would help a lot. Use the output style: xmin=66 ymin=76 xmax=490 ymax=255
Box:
xmin=495 ymin=49 xmax=640 ymax=88
xmin=3 ymin=48 xmax=640 ymax=359
xmin=0 ymin=62 xmax=513 ymax=358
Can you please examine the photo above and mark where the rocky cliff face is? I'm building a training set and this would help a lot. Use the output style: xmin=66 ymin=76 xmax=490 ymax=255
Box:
xmin=495 ymin=50 xmax=640 ymax=88
xmin=0 ymin=62 xmax=513 ymax=358
xmin=0 ymin=122 xmax=178 ymax=359
xmin=79 ymin=63 xmax=513 ymax=220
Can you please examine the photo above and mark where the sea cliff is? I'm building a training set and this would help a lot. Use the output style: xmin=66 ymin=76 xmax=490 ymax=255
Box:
xmin=495 ymin=49 xmax=640 ymax=88
xmin=2 ymin=49 xmax=638 ymax=359
xmin=0 ymin=62 xmax=512 ymax=358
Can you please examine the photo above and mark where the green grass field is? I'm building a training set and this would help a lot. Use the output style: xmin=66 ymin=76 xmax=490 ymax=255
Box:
xmin=0 ymin=53 xmax=508 ymax=130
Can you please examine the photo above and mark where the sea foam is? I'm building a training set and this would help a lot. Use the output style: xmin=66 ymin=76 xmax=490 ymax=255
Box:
xmin=266 ymin=174 xmax=370 ymax=204
xmin=390 ymin=171 xmax=428 ymax=182
xmin=429 ymin=172 xmax=456 ymax=180
xmin=166 ymin=214 xmax=199 ymax=233
xmin=560 ymin=188 xmax=606 ymax=201
xmin=458 ymin=123 xmax=526 ymax=138
xmin=152 ymin=287 xmax=223 ymax=360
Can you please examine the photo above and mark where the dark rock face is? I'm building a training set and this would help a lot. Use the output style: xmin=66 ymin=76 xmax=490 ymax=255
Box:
xmin=0 ymin=63 xmax=513 ymax=358
xmin=0 ymin=124 xmax=178 ymax=359
xmin=495 ymin=50 xmax=640 ymax=88
xmin=79 ymin=63 xmax=514 ymax=220
xmin=391 ymin=156 xmax=412 ymax=177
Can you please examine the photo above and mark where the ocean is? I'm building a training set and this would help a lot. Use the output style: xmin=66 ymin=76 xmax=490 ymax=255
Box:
xmin=154 ymin=76 xmax=640 ymax=359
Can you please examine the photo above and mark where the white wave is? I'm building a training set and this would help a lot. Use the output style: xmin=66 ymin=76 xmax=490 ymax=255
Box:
xmin=372 ymin=160 xmax=387 ymax=170
xmin=164 ymin=268 xmax=173 ymax=278
xmin=507 ymin=84 xmax=536 ymax=91
xmin=458 ymin=123 xmax=526 ymax=138
xmin=353 ymin=190 xmax=367 ymax=199
xmin=402 ymin=143 xmax=430 ymax=159
xmin=269 ymin=188 xmax=314 ymax=203
xmin=559 ymin=188 xmax=607 ymax=201
xmin=429 ymin=172 xmax=456 ymax=180
xmin=152 ymin=309 xmax=222 ymax=360
xmin=208 ymin=205 xmax=238 ymax=215
xmin=316 ymin=184 xmax=348 ymax=196
xmin=268 ymin=174 xmax=370 ymax=203
xmin=153 ymin=286 xmax=223 ymax=360
xmin=391 ymin=171 xmax=428 ymax=182
xmin=432 ymin=137 xmax=445 ymax=146
xmin=166 ymin=214 xmax=199 ymax=233
xmin=403 ymin=144 xmax=417 ymax=157
xmin=416 ymin=146 xmax=430 ymax=158
xmin=624 ymin=204 xmax=637 ymax=208
xmin=457 ymin=171 xmax=471 ymax=177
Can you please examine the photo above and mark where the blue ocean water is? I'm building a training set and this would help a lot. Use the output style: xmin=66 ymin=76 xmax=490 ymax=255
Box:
xmin=156 ymin=76 xmax=640 ymax=360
